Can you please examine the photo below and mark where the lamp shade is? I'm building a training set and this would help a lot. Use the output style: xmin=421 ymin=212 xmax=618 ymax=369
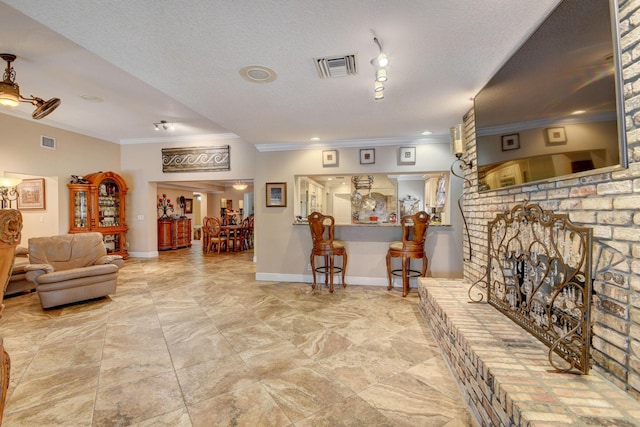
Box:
xmin=0 ymin=81 xmax=20 ymax=107
xmin=0 ymin=177 xmax=22 ymax=187
xmin=450 ymin=124 xmax=465 ymax=157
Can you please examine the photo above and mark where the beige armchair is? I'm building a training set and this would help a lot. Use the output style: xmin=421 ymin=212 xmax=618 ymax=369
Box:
xmin=25 ymin=232 xmax=124 ymax=309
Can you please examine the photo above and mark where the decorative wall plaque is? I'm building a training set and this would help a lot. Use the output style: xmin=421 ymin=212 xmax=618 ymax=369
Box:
xmin=161 ymin=146 xmax=230 ymax=173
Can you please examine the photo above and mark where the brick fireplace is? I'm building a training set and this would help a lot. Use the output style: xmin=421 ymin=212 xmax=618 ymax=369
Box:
xmin=458 ymin=0 xmax=640 ymax=399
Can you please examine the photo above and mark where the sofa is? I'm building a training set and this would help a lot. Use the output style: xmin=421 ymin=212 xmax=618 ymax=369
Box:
xmin=5 ymin=246 xmax=34 ymax=297
xmin=25 ymin=232 xmax=124 ymax=308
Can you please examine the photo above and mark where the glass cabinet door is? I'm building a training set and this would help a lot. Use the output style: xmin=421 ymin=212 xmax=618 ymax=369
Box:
xmin=97 ymin=179 xmax=121 ymax=227
xmin=73 ymin=189 xmax=89 ymax=228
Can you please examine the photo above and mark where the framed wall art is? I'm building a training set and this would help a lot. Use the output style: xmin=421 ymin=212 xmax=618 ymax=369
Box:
xmin=322 ymin=150 xmax=339 ymax=167
xmin=360 ymin=148 xmax=375 ymax=164
xmin=501 ymin=134 xmax=520 ymax=151
xmin=266 ymin=182 xmax=287 ymax=207
xmin=17 ymin=178 xmax=46 ymax=210
xmin=546 ymin=127 xmax=567 ymax=144
xmin=185 ymin=198 xmax=193 ymax=214
xmin=398 ymin=146 xmax=416 ymax=165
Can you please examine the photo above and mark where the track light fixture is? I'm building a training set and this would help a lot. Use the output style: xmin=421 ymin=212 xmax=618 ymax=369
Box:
xmin=154 ymin=120 xmax=174 ymax=131
xmin=0 ymin=53 xmax=61 ymax=120
xmin=371 ymin=37 xmax=389 ymax=100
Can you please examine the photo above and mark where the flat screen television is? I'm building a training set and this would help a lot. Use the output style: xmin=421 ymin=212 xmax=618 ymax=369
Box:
xmin=473 ymin=0 xmax=627 ymax=191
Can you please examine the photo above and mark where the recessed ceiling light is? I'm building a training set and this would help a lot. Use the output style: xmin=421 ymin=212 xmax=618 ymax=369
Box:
xmin=239 ymin=65 xmax=277 ymax=83
xmin=572 ymin=110 xmax=586 ymax=115
xmin=310 ymin=137 xmax=320 ymax=141
xmin=421 ymin=130 xmax=433 ymax=135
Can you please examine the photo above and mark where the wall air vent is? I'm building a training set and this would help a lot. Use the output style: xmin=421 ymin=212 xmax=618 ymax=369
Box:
xmin=41 ymin=135 xmax=56 ymax=150
xmin=314 ymin=54 xmax=357 ymax=78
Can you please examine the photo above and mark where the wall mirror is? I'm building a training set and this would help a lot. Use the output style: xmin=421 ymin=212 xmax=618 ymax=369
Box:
xmin=294 ymin=172 xmax=451 ymax=226
xmin=474 ymin=0 xmax=628 ymax=192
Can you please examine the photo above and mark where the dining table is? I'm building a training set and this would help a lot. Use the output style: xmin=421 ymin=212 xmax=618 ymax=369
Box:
xmin=221 ymin=224 xmax=243 ymax=252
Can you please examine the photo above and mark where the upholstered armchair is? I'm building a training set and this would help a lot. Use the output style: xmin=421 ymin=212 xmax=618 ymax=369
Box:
xmin=25 ymin=232 xmax=124 ymax=308
xmin=0 ymin=209 xmax=23 ymax=425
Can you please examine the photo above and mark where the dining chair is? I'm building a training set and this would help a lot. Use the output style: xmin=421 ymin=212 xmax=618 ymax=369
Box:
xmin=386 ymin=211 xmax=430 ymax=297
xmin=202 ymin=216 xmax=211 ymax=253
xmin=240 ymin=217 xmax=251 ymax=250
xmin=206 ymin=216 xmax=229 ymax=254
xmin=308 ymin=212 xmax=347 ymax=293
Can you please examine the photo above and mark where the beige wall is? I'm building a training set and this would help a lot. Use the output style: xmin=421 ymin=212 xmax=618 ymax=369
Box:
xmin=120 ymin=136 xmax=257 ymax=256
xmin=0 ymin=113 xmax=120 ymax=244
xmin=254 ymin=144 xmax=466 ymax=285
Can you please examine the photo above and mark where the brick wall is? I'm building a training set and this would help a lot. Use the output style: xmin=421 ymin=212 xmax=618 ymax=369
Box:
xmin=461 ymin=0 xmax=640 ymax=399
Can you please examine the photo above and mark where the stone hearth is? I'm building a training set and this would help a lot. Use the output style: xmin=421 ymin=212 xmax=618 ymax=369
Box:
xmin=419 ymin=277 xmax=640 ymax=426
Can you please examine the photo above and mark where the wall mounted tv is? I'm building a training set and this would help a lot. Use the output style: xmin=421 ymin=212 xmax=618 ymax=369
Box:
xmin=473 ymin=0 xmax=627 ymax=191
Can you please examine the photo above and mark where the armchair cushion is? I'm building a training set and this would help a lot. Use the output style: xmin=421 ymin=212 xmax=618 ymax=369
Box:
xmin=26 ymin=233 xmax=123 ymax=308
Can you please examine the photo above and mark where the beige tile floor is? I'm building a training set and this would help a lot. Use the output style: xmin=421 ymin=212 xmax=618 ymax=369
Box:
xmin=0 ymin=241 xmax=475 ymax=426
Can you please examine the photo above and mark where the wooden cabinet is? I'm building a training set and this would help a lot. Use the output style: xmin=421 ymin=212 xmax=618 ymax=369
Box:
xmin=68 ymin=171 xmax=129 ymax=258
xmin=157 ymin=218 xmax=192 ymax=250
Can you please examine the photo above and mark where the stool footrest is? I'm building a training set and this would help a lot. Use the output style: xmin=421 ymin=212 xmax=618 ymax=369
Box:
xmin=314 ymin=266 xmax=344 ymax=274
xmin=391 ymin=268 xmax=422 ymax=278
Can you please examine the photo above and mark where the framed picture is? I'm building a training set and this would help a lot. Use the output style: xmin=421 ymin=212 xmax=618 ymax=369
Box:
xmin=185 ymin=198 xmax=193 ymax=214
xmin=546 ymin=127 xmax=567 ymax=144
xmin=398 ymin=146 xmax=416 ymax=165
xmin=501 ymin=134 xmax=520 ymax=151
xmin=322 ymin=150 xmax=339 ymax=167
xmin=266 ymin=182 xmax=287 ymax=207
xmin=360 ymin=148 xmax=375 ymax=164
xmin=17 ymin=178 xmax=46 ymax=210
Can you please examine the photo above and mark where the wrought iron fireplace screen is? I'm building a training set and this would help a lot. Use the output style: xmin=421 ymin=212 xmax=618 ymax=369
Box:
xmin=470 ymin=201 xmax=593 ymax=374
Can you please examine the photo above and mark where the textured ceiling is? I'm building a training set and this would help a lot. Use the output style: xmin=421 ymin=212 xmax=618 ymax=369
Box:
xmin=0 ymin=0 xmax=560 ymax=149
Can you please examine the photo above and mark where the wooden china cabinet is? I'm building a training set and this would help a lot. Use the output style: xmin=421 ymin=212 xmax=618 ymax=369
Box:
xmin=68 ymin=171 xmax=129 ymax=258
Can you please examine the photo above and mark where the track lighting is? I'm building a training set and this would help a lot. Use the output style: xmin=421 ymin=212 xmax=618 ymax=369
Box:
xmin=0 ymin=53 xmax=61 ymax=120
xmin=376 ymin=53 xmax=388 ymax=68
xmin=154 ymin=120 xmax=174 ymax=131
xmin=371 ymin=37 xmax=389 ymax=99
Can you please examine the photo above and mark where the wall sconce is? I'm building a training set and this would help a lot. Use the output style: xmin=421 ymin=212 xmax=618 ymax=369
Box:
xmin=0 ymin=176 xmax=22 ymax=209
xmin=154 ymin=120 xmax=174 ymax=131
xmin=0 ymin=53 xmax=61 ymax=120
xmin=449 ymin=124 xmax=472 ymax=261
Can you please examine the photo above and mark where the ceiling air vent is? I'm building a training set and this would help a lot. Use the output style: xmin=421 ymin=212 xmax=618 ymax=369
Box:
xmin=41 ymin=135 xmax=56 ymax=150
xmin=314 ymin=54 xmax=357 ymax=78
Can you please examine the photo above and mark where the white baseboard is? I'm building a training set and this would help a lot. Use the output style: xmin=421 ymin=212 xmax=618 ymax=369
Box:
xmin=255 ymin=272 xmax=393 ymax=287
xmin=127 ymin=251 xmax=159 ymax=258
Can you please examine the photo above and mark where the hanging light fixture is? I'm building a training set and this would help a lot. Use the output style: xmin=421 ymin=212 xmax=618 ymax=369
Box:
xmin=153 ymin=120 xmax=174 ymax=131
xmin=0 ymin=54 xmax=61 ymax=120
xmin=232 ymin=182 xmax=248 ymax=191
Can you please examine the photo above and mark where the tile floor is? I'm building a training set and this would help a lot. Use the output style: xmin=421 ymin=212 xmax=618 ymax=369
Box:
xmin=0 ymin=241 xmax=475 ymax=426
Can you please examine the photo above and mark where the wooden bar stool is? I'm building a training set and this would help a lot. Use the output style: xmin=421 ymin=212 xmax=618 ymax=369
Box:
xmin=308 ymin=212 xmax=347 ymax=293
xmin=386 ymin=211 xmax=430 ymax=297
